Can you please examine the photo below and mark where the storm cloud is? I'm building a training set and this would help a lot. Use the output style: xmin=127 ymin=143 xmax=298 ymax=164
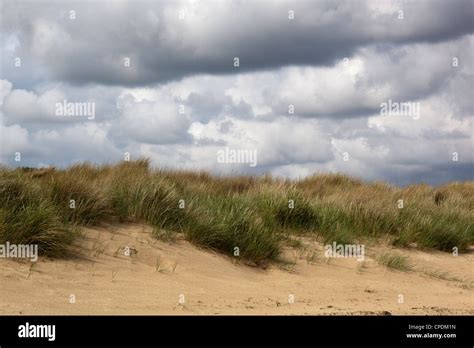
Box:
xmin=1 ymin=0 xmax=473 ymax=185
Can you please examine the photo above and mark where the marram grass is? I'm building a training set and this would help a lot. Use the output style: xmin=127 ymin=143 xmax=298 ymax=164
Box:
xmin=0 ymin=159 xmax=472 ymax=261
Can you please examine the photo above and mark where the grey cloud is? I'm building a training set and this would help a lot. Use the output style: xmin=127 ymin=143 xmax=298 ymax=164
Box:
xmin=181 ymin=91 xmax=254 ymax=122
xmin=109 ymin=93 xmax=193 ymax=146
xmin=269 ymin=35 xmax=474 ymax=119
xmin=1 ymin=0 xmax=473 ymax=87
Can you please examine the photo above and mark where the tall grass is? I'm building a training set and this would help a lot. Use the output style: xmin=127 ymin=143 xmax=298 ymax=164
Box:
xmin=0 ymin=160 xmax=472 ymax=262
xmin=184 ymin=193 xmax=280 ymax=262
xmin=0 ymin=176 xmax=77 ymax=257
xmin=49 ymin=173 xmax=111 ymax=225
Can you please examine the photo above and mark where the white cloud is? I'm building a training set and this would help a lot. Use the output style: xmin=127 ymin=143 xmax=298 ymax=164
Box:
xmin=113 ymin=90 xmax=192 ymax=145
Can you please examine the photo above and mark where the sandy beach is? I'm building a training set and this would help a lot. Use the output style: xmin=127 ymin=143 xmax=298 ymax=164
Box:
xmin=1 ymin=224 xmax=472 ymax=315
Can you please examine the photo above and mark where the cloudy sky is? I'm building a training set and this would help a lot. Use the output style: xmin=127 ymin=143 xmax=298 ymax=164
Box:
xmin=0 ymin=0 xmax=473 ymax=185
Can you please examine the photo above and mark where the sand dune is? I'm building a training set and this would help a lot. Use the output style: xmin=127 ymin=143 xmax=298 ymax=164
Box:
xmin=0 ymin=224 xmax=472 ymax=315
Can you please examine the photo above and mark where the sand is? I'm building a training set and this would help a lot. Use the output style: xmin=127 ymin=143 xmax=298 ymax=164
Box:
xmin=0 ymin=224 xmax=472 ymax=315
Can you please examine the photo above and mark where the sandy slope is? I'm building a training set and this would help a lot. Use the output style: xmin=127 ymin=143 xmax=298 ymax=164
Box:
xmin=0 ymin=224 xmax=472 ymax=315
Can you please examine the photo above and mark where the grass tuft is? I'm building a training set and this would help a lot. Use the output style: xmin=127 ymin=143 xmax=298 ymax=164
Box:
xmin=377 ymin=253 xmax=413 ymax=271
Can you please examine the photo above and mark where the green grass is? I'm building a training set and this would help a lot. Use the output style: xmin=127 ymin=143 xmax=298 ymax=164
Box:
xmin=377 ymin=253 xmax=413 ymax=271
xmin=0 ymin=159 xmax=472 ymax=262
xmin=49 ymin=173 xmax=111 ymax=225
xmin=0 ymin=176 xmax=77 ymax=257
xmin=183 ymin=193 xmax=281 ymax=262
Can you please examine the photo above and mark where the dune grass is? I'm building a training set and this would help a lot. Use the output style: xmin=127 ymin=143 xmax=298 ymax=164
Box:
xmin=377 ymin=253 xmax=413 ymax=272
xmin=0 ymin=176 xmax=77 ymax=257
xmin=0 ymin=159 xmax=472 ymax=262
